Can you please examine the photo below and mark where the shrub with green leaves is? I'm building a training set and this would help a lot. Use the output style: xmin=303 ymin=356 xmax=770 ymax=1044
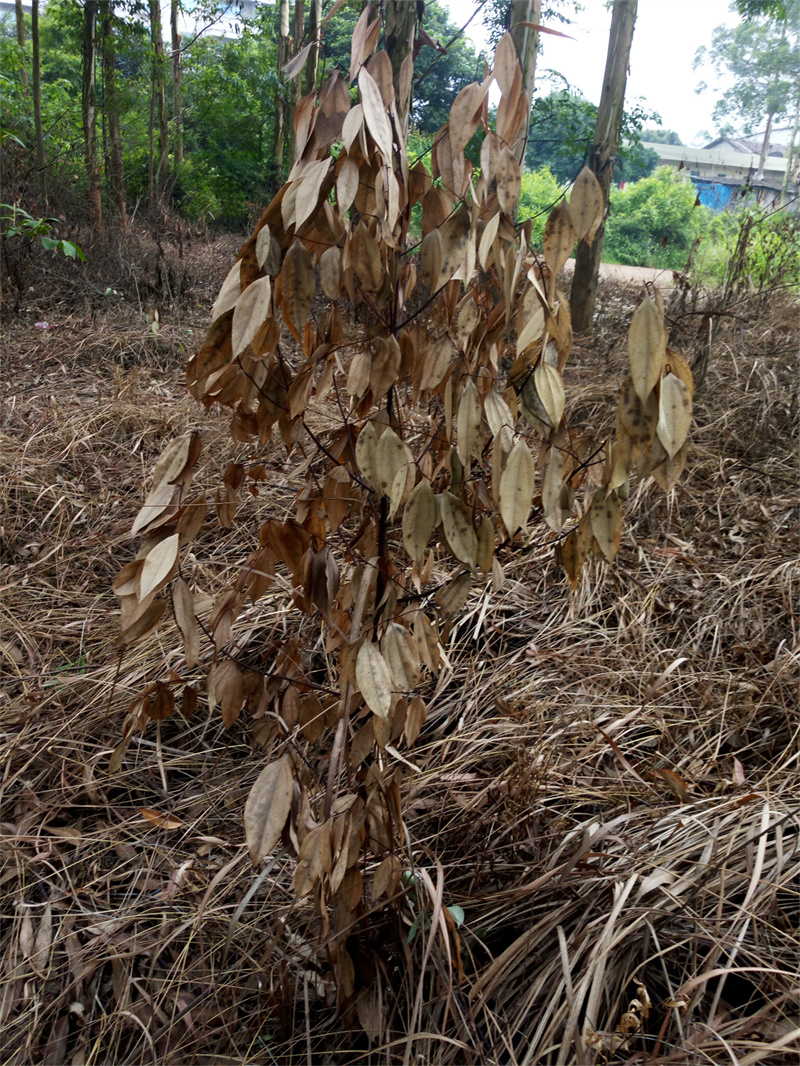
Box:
xmin=517 ymin=166 xmax=565 ymax=247
xmin=604 ymin=166 xmax=712 ymax=271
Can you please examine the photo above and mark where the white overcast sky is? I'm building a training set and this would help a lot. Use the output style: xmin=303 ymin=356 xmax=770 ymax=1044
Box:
xmin=443 ymin=0 xmax=740 ymax=145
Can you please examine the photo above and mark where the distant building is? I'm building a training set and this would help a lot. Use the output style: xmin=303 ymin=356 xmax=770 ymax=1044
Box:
xmin=640 ymin=141 xmax=795 ymax=213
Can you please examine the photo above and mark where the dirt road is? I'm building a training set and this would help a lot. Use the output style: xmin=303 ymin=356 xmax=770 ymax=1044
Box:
xmin=563 ymin=259 xmax=675 ymax=288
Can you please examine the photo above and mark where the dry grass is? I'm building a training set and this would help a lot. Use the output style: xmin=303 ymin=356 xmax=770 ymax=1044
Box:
xmin=1 ymin=259 xmax=798 ymax=1065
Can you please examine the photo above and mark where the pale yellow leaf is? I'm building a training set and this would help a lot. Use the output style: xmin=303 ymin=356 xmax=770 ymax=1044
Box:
xmin=336 ymin=155 xmax=359 ymax=214
xmin=355 ymin=421 xmax=379 ymax=492
xmin=244 ymin=754 xmax=294 ymax=864
xmin=439 ymin=491 xmax=478 ymax=569
xmin=499 ymin=439 xmax=535 ymax=535
xmin=356 ymin=640 xmax=393 ymax=720
xmin=590 ymin=492 xmax=622 ymax=561
xmin=534 ymin=361 xmax=566 ymax=427
xmin=137 ymin=533 xmax=179 ymax=600
xmin=381 ymin=623 xmax=420 ymax=690
xmin=569 ymin=166 xmax=603 ymax=243
xmin=375 ymin=428 xmax=406 ymax=499
xmin=211 ymin=260 xmax=242 ymax=322
xmin=484 ymin=389 xmax=514 ymax=440
xmin=628 ymin=297 xmax=665 ymax=402
xmin=456 ymin=378 xmax=481 ymax=467
xmin=402 ymin=479 xmax=436 ymax=563
xmin=232 ymin=276 xmax=271 ymax=357
xmin=656 ymin=373 xmax=692 ymax=458
xmin=359 ymin=66 xmax=393 ymax=162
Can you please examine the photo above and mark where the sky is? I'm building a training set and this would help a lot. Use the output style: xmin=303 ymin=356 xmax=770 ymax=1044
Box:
xmin=444 ymin=0 xmax=741 ymax=146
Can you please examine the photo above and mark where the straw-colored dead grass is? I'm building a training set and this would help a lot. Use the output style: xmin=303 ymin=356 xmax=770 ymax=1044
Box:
xmin=1 ymin=271 xmax=798 ymax=1065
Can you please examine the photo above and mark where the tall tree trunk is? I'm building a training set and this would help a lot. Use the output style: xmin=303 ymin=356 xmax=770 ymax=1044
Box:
xmin=32 ymin=0 xmax=46 ymax=207
xmin=15 ymin=0 xmax=28 ymax=90
xmin=171 ymin=0 xmax=183 ymax=169
xmin=509 ymin=0 xmax=541 ymax=163
xmin=149 ymin=0 xmax=169 ymax=208
xmin=303 ymin=0 xmax=321 ymax=97
xmin=82 ymin=0 xmax=103 ymax=234
xmin=756 ymin=109 xmax=774 ymax=179
xmin=273 ymin=0 xmax=290 ymax=187
xmin=570 ymin=0 xmax=637 ymax=334
xmin=289 ymin=0 xmax=305 ymax=165
xmin=384 ymin=0 xmax=417 ymax=137
xmin=780 ymin=92 xmax=800 ymax=205
xmin=100 ymin=2 xmax=126 ymax=228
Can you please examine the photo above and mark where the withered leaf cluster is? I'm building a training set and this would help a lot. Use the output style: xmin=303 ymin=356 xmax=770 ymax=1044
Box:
xmin=112 ymin=10 xmax=693 ymax=997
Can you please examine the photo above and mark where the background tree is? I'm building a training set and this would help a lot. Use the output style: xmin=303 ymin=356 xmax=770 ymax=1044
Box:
xmin=570 ymin=0 xmax=638 ymax=333
xmin=526 ymin=88 xmax=658 ymax=183
xmin=32 ymin=0 xmax=46 ymax=205
xmin=694 ymin=0 xmax=800 ymax=177
xmin=148 ymin=0 xmax=169 ymax=208
xmin=171 ymin=0 xmax=183 ymax=170
xmin=641 ymin=126 xmax=683 ymax=145
xmin=82 ymin=0 xmax=103 ymax=232
xmin=101 ymin=1 xmax=126 ymax=227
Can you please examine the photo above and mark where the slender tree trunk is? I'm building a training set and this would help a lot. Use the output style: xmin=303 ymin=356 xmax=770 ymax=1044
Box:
xmin=100 ymin=2 xmax=126 ymax=228
xmin=82 ymin=0 xmax=103 ymax=234
xmin=780 ymin=93 xmax=800 ymax=205
xmin=149 ymin=0 xmax=169 ymax=208
xmin=384 ymin=0 xmax=417 ymax=137
xmin=15 ymin=0 xmax=28 ymax=90
xmin=273 ymin=0 xmax=290 ymax=187
xmin=509 ymin=0 xmax=541 ymax=163
xmin=171 ymin=0 xmax=183 ymax=169
xmin=289 ymin=0 xmax=305 ymax=165
xmin=756 ymin=110 xmax=774 ymax=180
xmin=570 ymin=0 xmax=637 ymax=334
xmin=32 ymin=0 xmax=46 ymax=207
xmin=303 ymin=0 xmax=321 ymax=97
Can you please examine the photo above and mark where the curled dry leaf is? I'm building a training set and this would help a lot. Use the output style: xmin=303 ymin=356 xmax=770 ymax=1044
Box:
xmin=244 ymin=754 xmax=295 ymax=864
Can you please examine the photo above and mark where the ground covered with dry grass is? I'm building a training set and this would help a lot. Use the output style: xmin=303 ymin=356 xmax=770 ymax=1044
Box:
xmin=1 ymin=239 xmax=798 ymax=1064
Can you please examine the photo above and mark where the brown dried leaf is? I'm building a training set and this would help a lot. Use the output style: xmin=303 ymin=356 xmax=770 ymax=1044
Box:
xmin=356 ymin=640 xmax=393 ymax=721
xmin=137 ymin=533 xmax=180 ymax=600
xmin=244 ymin=754 xmax=294 ymax=864
xmin=359 ymin=65 xmax=394 ymax=162
xmin=173 ymin=577 xmax=199 ymax=668
xmin=281 ymin=239 xmax=315 ymax=340
xmin=232 ymin=276 xmax=271 ymax=357
xmin=543 ymin=200 xmax=576 ymax=278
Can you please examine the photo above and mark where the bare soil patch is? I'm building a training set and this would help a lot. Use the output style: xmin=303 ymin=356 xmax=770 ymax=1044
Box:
xmin=1 ymin=247 xmax=798 ymax=1065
